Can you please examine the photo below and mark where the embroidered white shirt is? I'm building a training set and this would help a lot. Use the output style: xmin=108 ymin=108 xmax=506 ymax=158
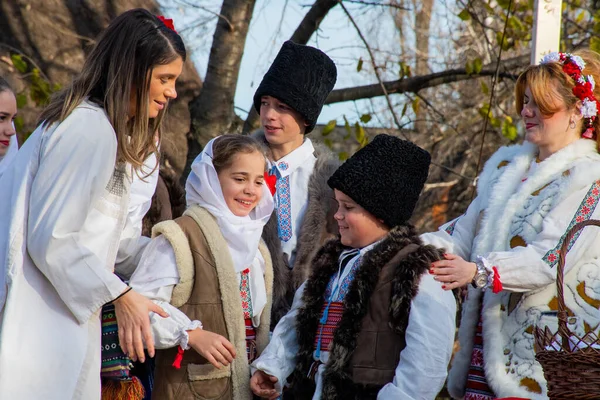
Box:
xmin=269 ymin=138 xmax=317 ymax=267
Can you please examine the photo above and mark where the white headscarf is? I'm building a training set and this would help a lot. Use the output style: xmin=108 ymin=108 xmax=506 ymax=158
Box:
xmin=185 ymin=137 xmax=274 ymax=321
xmin=0 ymin=134 xmax=19 ymax=179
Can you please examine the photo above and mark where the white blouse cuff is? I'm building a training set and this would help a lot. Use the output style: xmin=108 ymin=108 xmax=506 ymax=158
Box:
xmin=180 ymin=320 xmax=203 ymax=350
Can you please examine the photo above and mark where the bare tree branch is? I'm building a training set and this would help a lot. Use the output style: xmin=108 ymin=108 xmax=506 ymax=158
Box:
xmin=338 ymin=0 xmax=408 ymax=139
xmin=341 ymin=0 xmax=409 ymax=9
xmin=325 ymin=67 xmax=518 ymax=104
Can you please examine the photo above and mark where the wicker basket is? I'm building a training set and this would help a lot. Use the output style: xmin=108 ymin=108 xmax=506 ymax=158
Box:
xmin=534 ymin=220 xmax=600 ymax=399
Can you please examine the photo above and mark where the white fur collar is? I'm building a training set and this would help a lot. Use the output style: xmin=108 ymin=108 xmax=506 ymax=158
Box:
xmin=474 ymin=139 xmax=600 ymax=258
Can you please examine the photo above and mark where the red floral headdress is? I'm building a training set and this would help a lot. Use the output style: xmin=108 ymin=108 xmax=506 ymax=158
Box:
xmin=540 ymin=52 xmax=598 ymax=139
xmin=157 ymin=15 xmax=177 ymax=34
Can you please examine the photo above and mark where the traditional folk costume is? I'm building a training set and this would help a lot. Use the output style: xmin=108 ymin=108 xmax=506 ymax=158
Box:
xmin=0 ymin=101 xmax=157 ymax=399
xmin=129 ymin=138 xmax=275 ymax=400
xmin=252 ymin=41 xmax=340 ymax=324
xmin=0 ymin=133 xmax=18 ymax=179
xmin=252 ymin=135 xmax=457 ymax=400
xmin=423 ymin=139 xmax=600 ymax=399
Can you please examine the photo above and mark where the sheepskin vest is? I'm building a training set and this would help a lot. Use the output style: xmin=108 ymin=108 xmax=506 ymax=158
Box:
xmin=287 ymin=226 xmax=443 ymax=400
xmin=151 ymin=206 xmax=273 ymax=400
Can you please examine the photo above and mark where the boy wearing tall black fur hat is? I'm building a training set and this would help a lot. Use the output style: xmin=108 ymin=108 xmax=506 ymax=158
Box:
xmin=253 ymin=41 xmax=340 ymax=325
xmin=249 ymin=135 xmax=457 ymax=400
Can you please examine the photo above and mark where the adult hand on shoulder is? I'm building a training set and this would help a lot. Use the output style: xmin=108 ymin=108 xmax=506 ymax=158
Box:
xmin=250 ymin=370 xmax=280 ymax=400
xmin=113 ymin=288 xmax=169 ymax=362
xmin=430 ymin=253 xmax=477 ymax=291
xmin=187 ymin=328 xmax=236 ymax=369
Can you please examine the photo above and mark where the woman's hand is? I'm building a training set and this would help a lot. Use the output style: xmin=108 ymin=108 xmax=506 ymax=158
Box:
xmin=250 ymin=370 xmax=280 ymax=400
xmin=187 ymin=328 xmax=236 ymax=369
xmin=113 ymin=288 xmax=169 ymax=362
xmin=431 ymin=253 xmax=477 ymax=291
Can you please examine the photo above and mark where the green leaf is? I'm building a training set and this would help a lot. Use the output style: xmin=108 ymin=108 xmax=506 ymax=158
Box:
xmin=360 ymin=114 xmax=372 ymax=123
xmin=502 ymin=117 xmax=518 ymax=140
xmin=497 ymin=0 xmax=511 ymax=9
xmin=10 ymin=54 xmax=28 ymax=73
xmin=343 ymin=115 xmax=352 ymax=136
xmin=323 ymin=138 xmax=333 ymax=149
xmin=357 ymin=57 xmax=363 ymax=72
xmin=490 ymin=116 xmax=501 ymax=128
xmin=592 ymin=37 xmax=600 ymax=54
xmin=465 ymin=60 xmax=474 ymax=75
xmin=478 ymin=103 xmax=492 ymax=119
xmin=401 ymin=103 xmax=408 ymax=118
xmin=14 ymin=115 xmax=24 ymax=133
xmin=575 ymin=11 xmax=586 ymax=24
xmin=16 ymin=93 xmax=28 ymax=108
xmin=458 ymin=9 xmax=471 ymax=21
xmin=339 ymin=151 xmax=349 ymax=161
xmin=473 ymin=58 xmax=483 ymax=74
xmin=321 ymin=119 xmax=337 ymax=136
xmin=480 ymin=81 xmax=489 ymax=95
xmin=411 ymin=98 xmax=420 ymax=114
xmin=355 ymin=122 xmax=366 ymax=144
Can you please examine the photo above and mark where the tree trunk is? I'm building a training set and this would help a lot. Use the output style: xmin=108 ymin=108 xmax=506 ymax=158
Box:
xmin=183 ymin=0 xmax=256 ymax=181
xmin=413 ymin=0 xmax=433 ymax=133
xmin=240 ymin=0 xmax=339 ymax=135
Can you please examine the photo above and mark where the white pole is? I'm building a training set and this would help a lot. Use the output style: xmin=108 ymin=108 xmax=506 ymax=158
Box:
xmin=531 ymin=0 xmax=562 ymax=65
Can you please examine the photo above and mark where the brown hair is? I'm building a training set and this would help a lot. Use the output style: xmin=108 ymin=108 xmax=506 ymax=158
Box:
xmin=515 ymin=49 xmax=600 ymax=148
xmin=38 ymin=9 xmax=186 ymax=175
xmin=0 ymin=76 xmax=14 ymax=94
xmin=212 ymin=134 xmax=267 ymax=173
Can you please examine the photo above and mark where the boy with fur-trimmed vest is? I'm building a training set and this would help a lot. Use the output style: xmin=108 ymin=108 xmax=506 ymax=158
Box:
xmin=252 ymin=41 xmax=340 ymax=324
xmin=250 ymin=134 xmax=457 ymax=400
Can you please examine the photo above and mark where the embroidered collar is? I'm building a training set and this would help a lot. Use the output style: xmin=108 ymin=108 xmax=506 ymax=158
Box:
xmin=268 ymin=139 xmax=315 ymax=177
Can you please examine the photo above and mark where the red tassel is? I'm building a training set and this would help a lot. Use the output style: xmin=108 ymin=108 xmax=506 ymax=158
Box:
xmin=492 ymin=266 xmax=503 ymax=293
xmin=172 ymin=346 xmax=184 ymax=369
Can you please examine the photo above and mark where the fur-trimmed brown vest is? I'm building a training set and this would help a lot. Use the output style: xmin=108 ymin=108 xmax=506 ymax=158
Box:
xmin=253 ymin=131 xmax=340 ymax=326
xmin=151 ymin=206 xmax=273 ymax=400
xmin=287 ymin=225 xmax=443 ymax=400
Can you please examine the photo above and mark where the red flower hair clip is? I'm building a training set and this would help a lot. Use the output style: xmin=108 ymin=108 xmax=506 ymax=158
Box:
xmin=157 ymin=15 xmax=177 ymax=33
xmin=540 ymin=52 xmax=599 ymax=139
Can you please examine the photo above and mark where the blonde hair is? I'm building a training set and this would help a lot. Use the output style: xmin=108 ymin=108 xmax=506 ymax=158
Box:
xmin=515 ymin=49 xmax=600 ymax=149
xmin=38 ymin=9 xmax=186 ymax=175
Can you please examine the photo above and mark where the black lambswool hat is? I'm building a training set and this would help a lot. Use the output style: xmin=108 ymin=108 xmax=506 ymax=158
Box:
xmin=253 ymin=40 xmax=337 ymax=134
xmin=328 ymin=134 xmax=431 ymax=228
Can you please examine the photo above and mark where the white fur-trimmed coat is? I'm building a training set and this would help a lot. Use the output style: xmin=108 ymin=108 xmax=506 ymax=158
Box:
xmin=423 ymin=139 xmax=600 ymax=399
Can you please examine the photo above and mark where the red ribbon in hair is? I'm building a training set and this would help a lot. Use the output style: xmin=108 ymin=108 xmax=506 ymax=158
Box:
xmin=157 ymin=15 xmax=177 ymax=33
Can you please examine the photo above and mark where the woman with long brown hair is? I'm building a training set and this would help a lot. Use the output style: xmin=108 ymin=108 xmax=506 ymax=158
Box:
xmin=0 ymin=9 xmax=185 ymax=399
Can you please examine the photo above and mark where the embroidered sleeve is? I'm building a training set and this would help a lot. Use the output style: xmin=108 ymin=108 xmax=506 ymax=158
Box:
xmin=485 ymin=181 xmax=600 ymax=292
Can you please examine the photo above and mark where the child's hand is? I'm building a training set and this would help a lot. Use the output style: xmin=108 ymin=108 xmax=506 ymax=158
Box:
xmin=187 ymin=328 xmax=236 ymax=369
xmin=250 ymin=370 xmax=279 ymax=399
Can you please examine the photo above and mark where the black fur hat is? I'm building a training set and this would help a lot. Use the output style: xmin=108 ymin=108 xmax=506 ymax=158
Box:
xmin=253 ymin=41 xmax=337 ymax=134
xmin=328 ymin=134 xmax=431 ymax=227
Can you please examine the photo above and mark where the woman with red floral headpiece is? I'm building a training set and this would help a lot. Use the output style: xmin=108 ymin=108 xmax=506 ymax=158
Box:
xmin=423 ymin=49 xmax=600 ymax=399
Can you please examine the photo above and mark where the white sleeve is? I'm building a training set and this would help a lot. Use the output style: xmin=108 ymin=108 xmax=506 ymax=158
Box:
xmin=484 ymin=184 xmax=600 ymax=292
xmin=378 ymin=274 xmax=456 ymax=400
xmin=27 ymin=110 xmax=127 ymax=324
xmin=251 ymin=282 xmax=306 ymax=393
xmin=130 ymin=235 xmax=202 ymax=349
xmin=420 ymin=195 xmax=482 ymax=261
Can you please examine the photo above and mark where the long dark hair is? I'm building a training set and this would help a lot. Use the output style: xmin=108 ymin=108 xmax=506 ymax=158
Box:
xmin=39 ymin=8 xmax=186 ymax=171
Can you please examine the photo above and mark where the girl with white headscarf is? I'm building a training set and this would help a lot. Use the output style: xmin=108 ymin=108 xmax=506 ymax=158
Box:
xmin=129 ymin=134 xmax=275 ymax=400
xmin=0 ymin=77 xmax=18 ymax=180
